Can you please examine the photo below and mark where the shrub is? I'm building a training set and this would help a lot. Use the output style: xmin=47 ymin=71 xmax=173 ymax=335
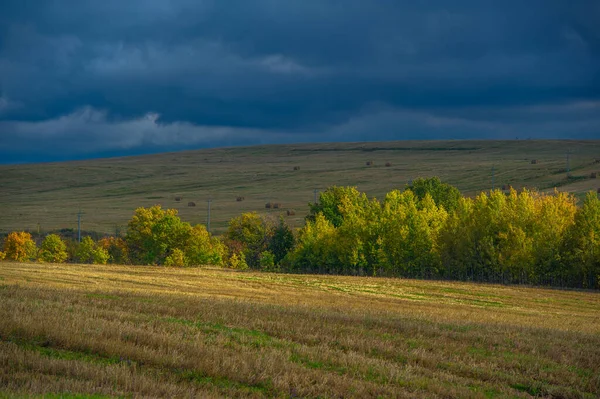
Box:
xmin=3 ymin=231 xmax=37 ymax=262
xmin=98 ymin=237 xmax=129 ymax=264
xmin=39 ymin=234 xmax=68 ymax=263
xmin=259 ymin=251 xmax=276 ymax=270
xmin=229 ymin=252 xmax=248 ymax=270
xmin=164 ymin=248 xmax=188 ymax=267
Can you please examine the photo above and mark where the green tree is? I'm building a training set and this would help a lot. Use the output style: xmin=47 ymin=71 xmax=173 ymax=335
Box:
xmin=268 ymin=217 xmax=295 ymax=265
xmin=406 ymin=177 xmax=461 ymax=212
xmin=76 ymin=236 xmax=109 ymax=265
xmin=186 ymin=224 xmax=225 ymax=266
xmin=564 ymin=192 xmax=600 ymax=288
xmin=307 ymin=186 xmax=369 ymax=227
xmin=125 ymin=205 xmax=192 ymax=265
xmin=379 ymin=190 xmax=447 ymax=278
xmin=225 ymin=212 xmax=273 ymax=269
xmin=39 ymin=234 xmax=68 ymax=263
xmin=288 ymin=213 xmax=339 ymax=274
xmin=334 ymin=194 xmax=382 ymax=275
xmin=258 ymin=251 xmax=276 ymax=270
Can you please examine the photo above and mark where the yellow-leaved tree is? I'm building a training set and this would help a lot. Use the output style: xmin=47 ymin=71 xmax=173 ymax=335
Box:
xmin=125 ymin=205 xmax=224 ymax=267
xmin=379 ymin=190 xmax=447 ymax=278
xmin=564 ymin=192 xmax=600 ymax=289
xmin=38 ymin=234 xmax=68 ymax=263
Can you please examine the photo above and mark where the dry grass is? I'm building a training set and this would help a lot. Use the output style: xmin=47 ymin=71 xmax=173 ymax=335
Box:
xmin=0 ymin=262 xmax=599 ymax=398
xmin=1 ymin=140 xmax=600 ymax=235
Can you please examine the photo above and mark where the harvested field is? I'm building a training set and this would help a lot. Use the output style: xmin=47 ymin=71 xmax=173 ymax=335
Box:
xmin=0 ymin=262 xmax=599 ymax=398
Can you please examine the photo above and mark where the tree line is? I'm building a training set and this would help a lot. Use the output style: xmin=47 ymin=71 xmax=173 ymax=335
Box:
xmin=1 ymin=178 xmax=598 ymax=289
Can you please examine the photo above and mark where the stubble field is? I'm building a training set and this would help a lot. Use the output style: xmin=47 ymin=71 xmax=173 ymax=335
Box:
xmin=0 ymin=262 xmax=599 ymax=398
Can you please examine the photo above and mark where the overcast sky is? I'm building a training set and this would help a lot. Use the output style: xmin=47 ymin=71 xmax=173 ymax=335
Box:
xmin=0 ymin=1 xmax=599 ymax=163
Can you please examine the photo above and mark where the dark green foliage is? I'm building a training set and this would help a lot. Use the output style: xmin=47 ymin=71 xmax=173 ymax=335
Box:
xmin=406 ymin=177 xmax=461 ymax=212
xmin=268 ymin=217 xmax=295 ymax=264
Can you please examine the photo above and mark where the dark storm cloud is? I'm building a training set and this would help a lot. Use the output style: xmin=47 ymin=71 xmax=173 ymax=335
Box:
xmin=0 ymin=1 xmax=598 ymax=162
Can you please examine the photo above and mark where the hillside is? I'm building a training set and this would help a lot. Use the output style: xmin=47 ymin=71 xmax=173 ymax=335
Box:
xmin=1 ymin=262 xmax=599 ymax=398
xmin=1 ymin=140 xmax=599 ymax=234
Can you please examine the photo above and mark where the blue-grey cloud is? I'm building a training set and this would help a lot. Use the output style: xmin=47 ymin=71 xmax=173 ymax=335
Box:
xmin=0 ymin=1 xmax=598 ymax=163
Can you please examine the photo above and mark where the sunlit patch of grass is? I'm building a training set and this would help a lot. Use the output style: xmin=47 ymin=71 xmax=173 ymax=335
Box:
xmin=0 ymin=262 xmax=599 ymax=398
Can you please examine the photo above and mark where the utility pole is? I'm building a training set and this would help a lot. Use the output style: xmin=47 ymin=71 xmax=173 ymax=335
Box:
xmin=77 ymin=209 xmax=83 ymax=243
xmin=207 ymin=199 xmax=212 ymax=233
xmin=492 ymin=166 xmax=495 ymax=191
xmin=566 ymin=152 xmax=571 ymax=178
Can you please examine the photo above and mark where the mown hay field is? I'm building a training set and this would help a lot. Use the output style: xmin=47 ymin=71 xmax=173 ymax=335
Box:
xmin=1 ymin=262 xmax=599 ymax=398
xmin=1 ymin=140 xmax=600 ymax=235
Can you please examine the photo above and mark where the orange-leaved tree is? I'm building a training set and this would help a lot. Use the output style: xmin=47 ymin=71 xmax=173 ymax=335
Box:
xmin=98 ymin=236 xmax=129 ymax=264
xmin=3 ymin=231 xmax=37 ymax=262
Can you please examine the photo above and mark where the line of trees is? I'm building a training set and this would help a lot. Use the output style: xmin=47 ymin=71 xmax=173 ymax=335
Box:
xmin=290 ymin=181 xmax=599 ymax=289
xmin=1 ymin=178 xmax=599 ymax=289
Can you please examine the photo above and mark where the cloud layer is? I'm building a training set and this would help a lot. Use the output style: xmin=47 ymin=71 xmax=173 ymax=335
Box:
xmin=1 ymin=1 xmax=599 ymax=162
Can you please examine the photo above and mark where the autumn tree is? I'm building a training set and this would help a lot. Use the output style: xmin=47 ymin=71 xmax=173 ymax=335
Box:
xmin=186 ymin=224 xmax=225 ymax=266
xmin=125 ymin=206 xmax=191 ymax=265
xmin=288 ymin=213 xmax=338 ymax=273
xmin=39 ymin=234 xmax=68 ymax=263
xmin=564 ymin=192 xmax=600 ymax=288
xmin=307 ymin=186 xmax=370 ymax=227
xmin=224 ymin=212 xmax=274 ymax=269
xmin=125 ymin=205 xmax=223 ymax=267
xmin=98 ymin=236 xmax=130 ymax=264
xmin=379 ymin=191 xmax=447 ymax=278
xmin=3 ymin=231 xmax=37 ymax=262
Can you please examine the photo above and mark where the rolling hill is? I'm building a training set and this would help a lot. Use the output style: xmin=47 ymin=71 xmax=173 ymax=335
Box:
xmin=1 ymin=140 xmax=599 ymax=235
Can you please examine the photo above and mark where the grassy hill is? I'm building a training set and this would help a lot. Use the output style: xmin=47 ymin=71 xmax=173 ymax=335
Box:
xmin=1 ymin=140 xmax=599 ymax=235
xmin=1 ymin=262 xmax=598 ymax=398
